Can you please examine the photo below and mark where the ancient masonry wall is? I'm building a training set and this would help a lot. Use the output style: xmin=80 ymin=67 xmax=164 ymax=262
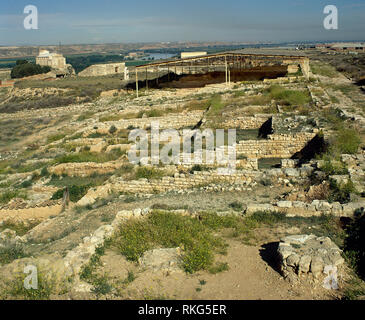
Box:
xmin=0 ymin=200 xmax=63 ymax=223
xmin=82 ymin=110 xmax=204 ymax=136
xmin=236 ymin=133 xmax=316 ymax=158
xmin=113 ymin=170 xmax=262 ymax=194
xmin=48 ymin=161 xmax=125 ymax=177
xmin=78 ymin=63 xmax=126 ymax=77
xmin=221 ymin=115 xmax=271 ymax=129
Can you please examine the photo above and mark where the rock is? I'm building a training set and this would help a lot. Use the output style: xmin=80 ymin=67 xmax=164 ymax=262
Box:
xmin=329 ymin=175 xmax=349 ymax=185
xmin=90 ymin=141 xmax=107 ymax=153
xmin=310 ymin=256 xmax=324 ymax=278
xmin=245 ymin=203 xmax=274 ymax=214
xmin=278 ymin=234 xmax=344 ymax=282
xmin=278 ymin=243 xmax=294 ymax=260
xmin=139 ymin=247 xmax=182 ymax=272
xmin=277 ymin=201 xmax=292 ymax=208
xmin=284 ymin=168 xmax=300 ymax=177
xmin=0 ymin=228 xmax=16 ymax=240
xmin=328 ymin=251 xmax=345 ymax=266
xmin=281 ymin=234 xmax=315 ymax=245
xmin=298 ymin=255 xmax=312 ymax=273
xmin=286 ymin=254 xmax=300 ymax=268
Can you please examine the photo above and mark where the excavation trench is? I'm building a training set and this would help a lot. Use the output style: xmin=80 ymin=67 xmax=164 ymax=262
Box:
xmin=126 ymin=66 xmax=288 ymax=90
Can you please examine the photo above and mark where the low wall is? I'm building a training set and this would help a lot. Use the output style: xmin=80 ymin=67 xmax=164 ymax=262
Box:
xmin=221 ymin=115 xmax=271 ymax=129
xmin=245 ymin=200 xmax=365 ymax=218
xmin=82 ymin=110 xmax=204 ymax=136
xmin=49 ymin=161 xmax=125 ymax=177
xmin=78 ymin=63 xmax=126 ymax=77
xmin=236 ymin=133 xmax=316 ymax=158
xmin=0 ymin=202 xmax=63 ymax=223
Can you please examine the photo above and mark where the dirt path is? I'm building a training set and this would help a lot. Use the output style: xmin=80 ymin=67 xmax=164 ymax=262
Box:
xmin=101 ymin=238 xmax=338 ymax=300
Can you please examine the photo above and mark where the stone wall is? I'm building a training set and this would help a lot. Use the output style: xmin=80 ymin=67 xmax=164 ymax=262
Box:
xmin=78 ymin=63 xmax=126 ymax=77
xmin=236 ymin=133 xmax=316 ymax=158
xmin=221 ymin=115 xmax=271 ymax=129
xmin=0 ymin=201 xmax=63 ymax=223
xmin=245 ymin=200 xmax=365 ymax=218
xmin=81 ymin=110 xmax=204 ymax=135
xmin=114 ymin=170 xmax=262 ymax=194
xmin=48 ymin=161 xmax=125 ymax=177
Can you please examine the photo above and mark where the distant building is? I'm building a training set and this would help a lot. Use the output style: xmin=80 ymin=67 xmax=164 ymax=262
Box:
xmin=316 ymin=43 xmax=365 ymax=52
xmin=181 ymin=52 xmax=207 ymax=59
xmin=128 ymin=52 xmax=139 ymax=58
xmin=36 ymin=50 xmax=67 ymax=70
xmin=78 ymin=62 xmax=126 ymax=77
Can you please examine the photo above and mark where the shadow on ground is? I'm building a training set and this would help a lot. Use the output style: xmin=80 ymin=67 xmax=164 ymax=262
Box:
xmin=259 ymin=242 xmax=282 ymax=275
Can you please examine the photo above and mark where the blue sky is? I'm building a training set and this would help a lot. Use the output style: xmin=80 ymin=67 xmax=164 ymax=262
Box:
xmin=0 ymin=0 xmax=364 ymax=45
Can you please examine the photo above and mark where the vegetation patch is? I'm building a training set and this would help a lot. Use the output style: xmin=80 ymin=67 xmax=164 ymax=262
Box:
xmin=135 ymin=167 xmax=166 ymax=180
xmin=53 ymin=149 xmax=124 ymax=164
xmin=266 ymin=85 xmax=311 ymax=106
xmin=0 ymin=190 xmax=28 ymax=204
xmin=51 ymin=185 xmax=90 ymax=203
xmin=0 ymin=243 xmax=27 ymax=265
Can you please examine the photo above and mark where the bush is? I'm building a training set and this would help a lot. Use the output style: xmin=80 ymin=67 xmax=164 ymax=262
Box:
xmin=228 ymin=201 xmax=243 ymax=211
xmin=0 ymin=243 xmax=27 ymax=264
xmin=0 ymin=190 xmax=27 ymax=204
xmin=11 ymin=60 xmax=51 ymax=79
xmin=135 ymin=167 xmax=164 ymax=180
xmin=51 ymin=185 xmax=90 ymax=202
xmin=329 ymin=179 xmax=357 ymax=204
xmin=109 ymin=125 xmax=117 ymax=135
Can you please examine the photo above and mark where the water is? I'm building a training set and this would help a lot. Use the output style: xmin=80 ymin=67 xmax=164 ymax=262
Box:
xmin=142 ymin=53 xmax=176 ymax=61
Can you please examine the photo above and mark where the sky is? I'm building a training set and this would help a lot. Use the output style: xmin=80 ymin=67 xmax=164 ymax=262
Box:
xmin=0 ymin=0 xmax=364 ymax=45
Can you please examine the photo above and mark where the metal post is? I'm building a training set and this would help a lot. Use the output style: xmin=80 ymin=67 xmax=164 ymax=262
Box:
xmin=136 ymin=69 xmax=139 ymax=98
xmin=146 ymin=68 xmax=148 ymax=91
xmin=225 ymin=56 xmax=228 ymax=85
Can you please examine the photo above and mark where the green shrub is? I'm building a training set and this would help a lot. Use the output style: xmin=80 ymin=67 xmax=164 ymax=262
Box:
xmin=320 ymin=158 xmax=348 ymax=176
xmin=11 ymin=60 xmax=51 ymax=79
xmin=228 ymin=201 xmax=243 ymax=211
xmin=0 ymin=243 xmax=27 ymax=265
xmin=109 ymin=125 xmax=117 ymax=134
xmin=135 ymin=167 xmax=165 ymax=180
xmin=0 ymin=190 xmax=27 ymax=204
xmin=51 ymin=185 xmax=90 ymax=202
xmin=329 ymin=179 xmax=357 ymax=204
xmin=47 ymin=133 xmax=66 ymax=144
